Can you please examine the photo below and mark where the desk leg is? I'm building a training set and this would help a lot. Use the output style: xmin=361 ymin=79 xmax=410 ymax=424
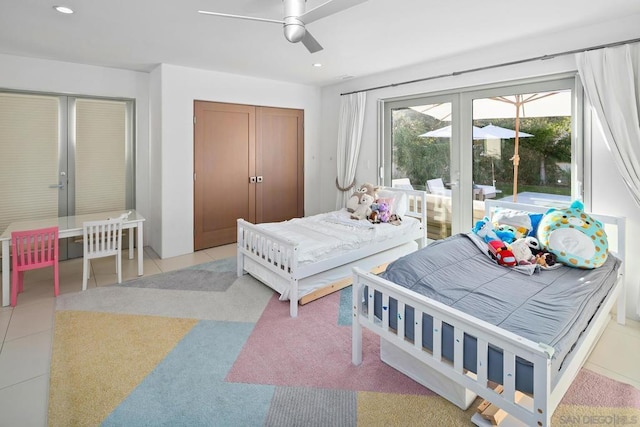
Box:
xmin=128 ymin=228 xmax=134 ymax=260
xmin=2 ymin=241 xmax=9 ymax=307
xmin=137 ymin=223 xmax=143 ymax=276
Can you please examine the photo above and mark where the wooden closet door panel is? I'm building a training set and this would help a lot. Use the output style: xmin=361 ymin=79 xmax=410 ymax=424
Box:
xmin=194 ymin=101 xmax=255 ymax=249
xmin=256 ymin=107 xmax=304 ymax=224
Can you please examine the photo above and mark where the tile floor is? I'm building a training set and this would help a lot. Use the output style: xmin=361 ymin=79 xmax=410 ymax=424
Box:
xmin=0 ymin=245 xmax=639 ymax=426
xmin=0 ymin=244 xmax=236 ymax=427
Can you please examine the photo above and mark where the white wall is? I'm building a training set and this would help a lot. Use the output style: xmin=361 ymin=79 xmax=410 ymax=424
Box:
xmin=148 ymin=66 xmax=163 ymax=253
xmin=0 ymin=53 xmax=151 ymax=240
xmin=151 ymin=64 xmax=321 ymax=258
xmin=318 ymin=17 xmax=640 ymax=319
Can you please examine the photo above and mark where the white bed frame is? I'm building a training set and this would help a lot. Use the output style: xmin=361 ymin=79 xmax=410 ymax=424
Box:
xmin=352 ymin=200 xmax=626 ymax=427
xmin=237 ymin=187 xmax=427 ymax=318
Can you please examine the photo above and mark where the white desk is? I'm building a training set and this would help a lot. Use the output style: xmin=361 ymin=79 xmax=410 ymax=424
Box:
xmin=1 ymin=210 xmax=145 ymax=307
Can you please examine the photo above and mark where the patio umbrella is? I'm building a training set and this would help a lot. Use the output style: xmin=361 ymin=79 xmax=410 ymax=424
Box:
xmin=419 ymin=124 xmax=532 ymax=140
xmin=412 ymin=91 xmax=570 ymax=201
xmin=420 ymin=123 xmax=535 ymax=192
xmin=479 ymin=124 xmax=534 ymax=188
xmin=479 ymin=124 xmax=533 ymax=139
xmin=488 ymin=93 xmax=559 ymax=202
xmin=419 ymin=125 xmax=487 ymax=139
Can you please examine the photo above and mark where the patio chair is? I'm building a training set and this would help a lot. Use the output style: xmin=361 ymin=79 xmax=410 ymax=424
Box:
xmin=426 ymin=178 xmax=451 ymax=197
xmin=10 ymin=226 xmax=59 ymax=306
xmin=391 ymin=178 xmax=414 ymax=190
xmin=474 ymin=184 xmax=501 ymax=199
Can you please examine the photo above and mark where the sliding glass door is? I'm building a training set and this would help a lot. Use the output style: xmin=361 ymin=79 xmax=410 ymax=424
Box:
xmin=382 ymin=76 xmax=580 ymax=241
xmin=383 ymin=94 xmax=460 ymax=241
xmin=0 ymin=91 xmax=135 ymax=259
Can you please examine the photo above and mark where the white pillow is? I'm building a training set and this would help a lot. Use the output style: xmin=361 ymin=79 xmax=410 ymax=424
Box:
xmin=376 ymin=190 xmax=407 ymax=217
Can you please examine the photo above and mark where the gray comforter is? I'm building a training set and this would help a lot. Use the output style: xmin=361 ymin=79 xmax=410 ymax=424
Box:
xmin=380 ymin=232 xmax=621 ymax=370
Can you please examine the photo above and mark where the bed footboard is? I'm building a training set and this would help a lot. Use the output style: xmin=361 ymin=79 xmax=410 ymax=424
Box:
xmin=237 ymin=218 xmax=300 ymax=317
xmin=351 ymin=267 xmax=555 ymax=427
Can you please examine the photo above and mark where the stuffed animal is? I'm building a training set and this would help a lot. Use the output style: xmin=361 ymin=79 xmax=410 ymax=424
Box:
xmin=510 ymin=238 xmax=536 ymax=265
xmin=388 ymin=214 xmax=402 ymax=226
xmin=487 ymin=240 xmax=517 ymax=267
xmin=346 ymin=187 xmax=365 ymax=213
xmin=368 ymin=201 xmax=390 ymax=224
xmin=537 ymin=200 xmax=608 ymax=269
xmin=524 ymin=236 xmax=542 ymax=255
xmin=473 ymin=216 xmax=516 ymax=244
xmin=472 ymin=217 xmax=499 ymax=243
xmin=535 ymin=252 xmax=558 ymax=268
xmin=346 ymin=183 xmax=378 ymax=213
xmin=495 ymin=224 xmax=518 ymax=243
xmin=350 ymin=193 xmax=374 ymax=220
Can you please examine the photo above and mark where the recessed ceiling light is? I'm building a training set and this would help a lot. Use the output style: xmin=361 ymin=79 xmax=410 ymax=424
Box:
xmin=312 ymin=63 xmax=322 ymax=68
xmin=54 ymin=6 xmax=74 ymax=14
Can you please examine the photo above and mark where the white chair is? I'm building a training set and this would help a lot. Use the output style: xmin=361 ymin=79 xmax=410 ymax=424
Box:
xmin=82 ymin=217 xmax=123 ymax=290
xmin=391 ymin=178 xmax=414 ymax=190
xmin=475 ymin=184 xmax=502 ymax=199
xmin=426 ymin=178 xmax=451 ymax=197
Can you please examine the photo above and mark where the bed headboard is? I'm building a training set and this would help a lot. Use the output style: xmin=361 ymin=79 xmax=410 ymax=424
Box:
xmin=484 ymin=199 xmax=626 ymax=264
xmin=377 ymin=186 xmax=427 ymax=245
xmin=377 ymin=186 xmax=427 ymax=220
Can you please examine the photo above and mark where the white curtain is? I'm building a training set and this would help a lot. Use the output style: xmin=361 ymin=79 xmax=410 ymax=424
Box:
xmin=576 ymin=43 xmax=640 ymax=317
xmin=576 ymin=43 xmax=640 ymax=206
xmin=335 ymin=92 xmax=367 ymax=209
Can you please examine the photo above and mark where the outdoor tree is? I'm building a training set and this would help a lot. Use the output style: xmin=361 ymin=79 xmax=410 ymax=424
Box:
xmin=518 ymin=117 xmax=571 ymax=186
xmin=392 ymin=109 xmax=449 ymax=186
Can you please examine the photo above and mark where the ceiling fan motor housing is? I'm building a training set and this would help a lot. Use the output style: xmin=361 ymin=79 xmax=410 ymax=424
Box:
xmin=283 ymin=0 xmax=307 ymax=43
xmin=284 ymin=19 xmax=306 ymax=43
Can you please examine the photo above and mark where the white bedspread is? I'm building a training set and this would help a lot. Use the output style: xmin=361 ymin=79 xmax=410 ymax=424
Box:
xmin=258 ymin=209 xmax=421 ymax=264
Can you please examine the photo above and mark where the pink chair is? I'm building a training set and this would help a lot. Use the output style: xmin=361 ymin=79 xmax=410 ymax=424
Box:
xmin=10 ymin=226 xmax=60 ymax=306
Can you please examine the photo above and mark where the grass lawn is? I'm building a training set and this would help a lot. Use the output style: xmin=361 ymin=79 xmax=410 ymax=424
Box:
xmin=496 ymin=184 xmax=571 ymax=197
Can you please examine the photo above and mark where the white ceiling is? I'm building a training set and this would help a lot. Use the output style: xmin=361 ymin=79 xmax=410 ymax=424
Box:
xmin=2 ymin=0 xmax=640 ymax=87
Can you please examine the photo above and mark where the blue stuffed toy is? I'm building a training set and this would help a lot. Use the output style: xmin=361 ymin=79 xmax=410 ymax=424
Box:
xmin=537 ymin=200 xmax=608 ymax=269
xmin=472 ymin=216 xmax=516 ymax=244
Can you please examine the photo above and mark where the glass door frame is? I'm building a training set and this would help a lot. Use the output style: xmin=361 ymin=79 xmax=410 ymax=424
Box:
xmin=0 ymin=90 xmax=136 ymax=259
xmin=381 ymin=92 xmax=467 ymax=237
xmin=380 ymin=73 xmax=583 ymax=236
xmin=65 ymin=96 xmax=136 ymax=258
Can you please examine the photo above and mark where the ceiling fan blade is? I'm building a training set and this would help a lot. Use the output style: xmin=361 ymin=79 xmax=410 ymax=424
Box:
xmin=300 ymin=0 xmax=369 ymax=24
xmin=301 ymin=30 xmax=323 ymax=53
xmin=198 ymin=10 xmax=283 ymax=25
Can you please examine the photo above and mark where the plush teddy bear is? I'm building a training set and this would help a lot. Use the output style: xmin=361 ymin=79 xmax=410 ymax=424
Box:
xmin=346 ymin=183 xmax=379 ymax=213
xmin=350 ymin=193 xmax=374 ymax=220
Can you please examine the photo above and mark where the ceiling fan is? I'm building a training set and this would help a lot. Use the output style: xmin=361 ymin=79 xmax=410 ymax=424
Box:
xmin=198 ymin=0 xmax=369 ymax=53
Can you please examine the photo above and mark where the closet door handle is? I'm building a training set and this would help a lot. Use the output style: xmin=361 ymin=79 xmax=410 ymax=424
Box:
xmin=249 ymin=176 xmax=257 ymax=183
xmin=257 ymin=176 xmax=263 ymax=183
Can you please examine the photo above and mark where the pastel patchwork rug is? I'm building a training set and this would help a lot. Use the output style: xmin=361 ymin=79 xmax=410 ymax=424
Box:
xmin=49 ymin=258 xmax=640 ymax=426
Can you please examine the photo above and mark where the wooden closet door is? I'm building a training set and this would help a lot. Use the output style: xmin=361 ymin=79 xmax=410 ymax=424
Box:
xmin=194 ymin=101 xmax=255 ymax=250
xmin=256 ymin=107 xmax=304 ymax=223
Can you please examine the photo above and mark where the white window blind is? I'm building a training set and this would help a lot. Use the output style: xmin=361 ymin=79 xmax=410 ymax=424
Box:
xmin=0 ymin=93 xmax=59 ymax=232
xmin=74 ymin=99 xmax=127 ymax=215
